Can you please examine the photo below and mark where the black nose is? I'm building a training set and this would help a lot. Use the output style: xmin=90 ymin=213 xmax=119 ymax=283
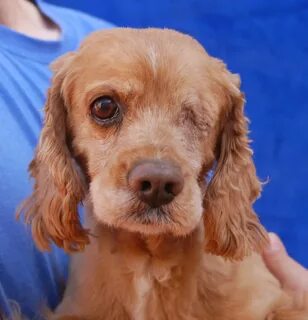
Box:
xmin=128 ymin=160 xmax=184 ymax=208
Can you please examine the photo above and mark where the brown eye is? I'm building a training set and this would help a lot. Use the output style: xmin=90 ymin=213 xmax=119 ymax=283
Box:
xmin=90 ymin=96 xmax=120 ymax=123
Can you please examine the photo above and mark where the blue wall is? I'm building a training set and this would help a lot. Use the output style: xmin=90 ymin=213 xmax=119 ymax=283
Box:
xmin=47 ymin=0 xmax=308 ymax=266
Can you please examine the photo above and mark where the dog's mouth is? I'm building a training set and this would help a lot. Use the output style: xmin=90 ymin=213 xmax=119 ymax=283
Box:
xmin=126 ymin=206 xmax=175 ymax=226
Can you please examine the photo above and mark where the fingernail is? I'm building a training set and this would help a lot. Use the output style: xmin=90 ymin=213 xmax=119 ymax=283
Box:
xmin=265 ymin=232 xmax=283 ymax=254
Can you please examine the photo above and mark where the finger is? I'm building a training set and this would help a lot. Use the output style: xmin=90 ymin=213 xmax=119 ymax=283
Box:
xmin=262 ymin=232 xmax=308 ymax=291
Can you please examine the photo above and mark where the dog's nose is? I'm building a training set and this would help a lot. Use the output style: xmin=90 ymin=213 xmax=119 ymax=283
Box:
xmin=128 ymin=160 xmax=184 ymax=208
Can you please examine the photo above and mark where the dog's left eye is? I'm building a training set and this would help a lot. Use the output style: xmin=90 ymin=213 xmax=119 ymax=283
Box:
xmin=90 ymin=96 xmax=120 ymax=124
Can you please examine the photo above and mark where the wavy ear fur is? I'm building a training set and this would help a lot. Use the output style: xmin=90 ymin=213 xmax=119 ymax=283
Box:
xmin=18 ymin=53 xmax=89 ymax=252
xmin=203 ymin=70 xmax=268 ymax=260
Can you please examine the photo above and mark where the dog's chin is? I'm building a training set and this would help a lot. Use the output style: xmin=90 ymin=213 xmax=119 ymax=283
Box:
xmin=107 ymin=206 xmax=202 ymax=237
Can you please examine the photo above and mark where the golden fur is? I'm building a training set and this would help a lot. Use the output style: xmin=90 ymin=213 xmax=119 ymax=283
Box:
xmin=19 ymin=28 xmax=308 ymax=319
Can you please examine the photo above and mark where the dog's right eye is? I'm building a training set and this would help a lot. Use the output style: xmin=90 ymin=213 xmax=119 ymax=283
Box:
xmin=90 ymin=96 xmax=120 ymax=124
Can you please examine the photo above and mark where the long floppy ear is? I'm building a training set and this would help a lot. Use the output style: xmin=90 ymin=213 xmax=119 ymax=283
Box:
xmin=203 ymin=72 xmax=268 ymax=260
xmin=18 ymin=53 xmax=89 ymax=252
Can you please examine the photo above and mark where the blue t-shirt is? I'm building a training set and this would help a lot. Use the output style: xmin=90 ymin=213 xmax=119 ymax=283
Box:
xmin=0 ymin=1 xmax=113 ymax=318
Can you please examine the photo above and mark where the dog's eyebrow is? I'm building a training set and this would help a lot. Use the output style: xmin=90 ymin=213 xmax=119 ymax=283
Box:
xmin=180 ymin=90 xmax=202 ymax=108
xmin=84 ymin=79 xmax=144 ymax=104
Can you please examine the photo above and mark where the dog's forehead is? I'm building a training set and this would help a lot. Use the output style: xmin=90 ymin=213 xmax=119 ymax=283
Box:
xmin=75 ymin=28 xmax=210 ymax=80
xmin=65 ymin=28 xmax=231 ymax=121
xmin=68 ymin=28 xmax=225 ymax=107
xmin=80 ymin=28 xmax=206 ymax=57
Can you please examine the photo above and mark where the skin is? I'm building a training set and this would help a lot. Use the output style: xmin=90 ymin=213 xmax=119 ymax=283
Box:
xmin=263 ymin=233 xmax=308 ymax=292
xmin=0 ymin=0 xmax=60 ymax=40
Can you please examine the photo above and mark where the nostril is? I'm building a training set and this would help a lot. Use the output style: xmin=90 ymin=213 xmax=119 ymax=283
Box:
xmin=164 ymin=182 xmax=174 ymax=195
xmin=128 ymin=160 xmax=184 ymax=207
xmin=141 ymin=180 xmax=152 ymax=192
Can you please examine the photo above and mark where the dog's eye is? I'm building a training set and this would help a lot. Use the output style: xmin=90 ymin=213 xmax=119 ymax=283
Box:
xmin=90 ymin=96 xmax=120 ymax=123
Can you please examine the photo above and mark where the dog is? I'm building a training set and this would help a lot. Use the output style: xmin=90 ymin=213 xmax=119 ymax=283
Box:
xmin=20 ymin=28 xmax=308 ymax=319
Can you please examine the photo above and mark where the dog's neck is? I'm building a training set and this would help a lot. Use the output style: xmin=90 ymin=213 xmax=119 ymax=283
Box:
xmin=91 ymin=218 xmax=204 ymax=264
xmin=84 ymin=197 xmax=204 ymax=260
xmin=60 ymin=208 xmax=206 ymax=318
xmin=83 ymin=205 xmax=205 ymax=283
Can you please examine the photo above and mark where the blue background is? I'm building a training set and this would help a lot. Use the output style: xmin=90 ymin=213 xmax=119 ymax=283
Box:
xmin=47 ymin=0 xmax=308 ymax=266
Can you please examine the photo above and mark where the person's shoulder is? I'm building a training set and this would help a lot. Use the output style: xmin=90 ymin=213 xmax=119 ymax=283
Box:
xmin=57 ymin=6 xmax=115 ymax=31
xmin=42 ymin=2 xmax=115 ymax=36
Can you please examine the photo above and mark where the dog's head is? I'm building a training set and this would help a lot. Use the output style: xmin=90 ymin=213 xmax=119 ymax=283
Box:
xmin=20 ymin=28 xmax=267 ymax=259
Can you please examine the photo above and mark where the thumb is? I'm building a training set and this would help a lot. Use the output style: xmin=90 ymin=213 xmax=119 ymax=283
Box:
xmin=262 ymin=232 xmax=308 ymax=291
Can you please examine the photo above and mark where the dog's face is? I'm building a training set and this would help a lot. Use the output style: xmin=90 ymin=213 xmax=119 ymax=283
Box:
xmin=21 ymin=29 xmax=268 ymax=259
xmin=66 ymin=29 xmax=221 ymax=237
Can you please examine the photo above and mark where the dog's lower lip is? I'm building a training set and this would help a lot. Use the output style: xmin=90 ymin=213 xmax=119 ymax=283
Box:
xmin=147 ymin=207 xmax=164 ymax=213
xmin=131 ymin=207 xmax=171 ymax=225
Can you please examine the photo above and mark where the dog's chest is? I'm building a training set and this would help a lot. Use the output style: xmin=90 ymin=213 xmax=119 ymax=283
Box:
xmin=132 ymin=273 xmax=152 ymax=320
xmin=130 ymin=261 xmax=174 ymax=320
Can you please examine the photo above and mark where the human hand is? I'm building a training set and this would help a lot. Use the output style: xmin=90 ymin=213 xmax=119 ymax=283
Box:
xmin=262 ymin=232 xmax=308 ymax=291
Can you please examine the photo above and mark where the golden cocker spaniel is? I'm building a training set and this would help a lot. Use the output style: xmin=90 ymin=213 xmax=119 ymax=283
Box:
xmin=20 ymin=28 xmax=308 ymax=320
